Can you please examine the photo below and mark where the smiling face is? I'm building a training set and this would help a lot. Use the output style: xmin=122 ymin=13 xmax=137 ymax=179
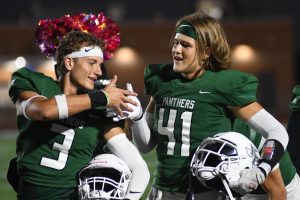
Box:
xmin=64 ymin=55 xmax=103 ymax=92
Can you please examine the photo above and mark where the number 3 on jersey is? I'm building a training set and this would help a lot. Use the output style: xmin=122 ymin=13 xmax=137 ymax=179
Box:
xmin=157 ymin=108 xmax=192 ymax=156
xmin=40 ymin=123 xmax=75 ymax=170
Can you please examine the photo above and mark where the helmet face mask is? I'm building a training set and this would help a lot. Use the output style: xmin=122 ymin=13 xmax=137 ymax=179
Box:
xmin=190 ymin=132 xmax=260 ymax=197
xmin=78 ymin=154 xmax=132 ymax=200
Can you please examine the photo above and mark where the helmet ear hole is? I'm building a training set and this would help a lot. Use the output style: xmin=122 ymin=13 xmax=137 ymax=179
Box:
xmin=82 ymin=183 xmax=90 ymax=194
xmin=190 ymin=132 xmax=260 ymax=197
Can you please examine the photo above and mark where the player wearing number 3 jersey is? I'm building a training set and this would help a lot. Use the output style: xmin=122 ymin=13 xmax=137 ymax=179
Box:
xmin=9 ymin=66 xmax=108 ymax=187
xmin=8 ymin=19 xmax=149 ymax=200
xmin=129 ymin=11 xmax=289 ymax=200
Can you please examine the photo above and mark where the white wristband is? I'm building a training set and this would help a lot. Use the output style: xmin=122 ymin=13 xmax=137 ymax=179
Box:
xmin=54 ymin=94 xmax=68 ymax=119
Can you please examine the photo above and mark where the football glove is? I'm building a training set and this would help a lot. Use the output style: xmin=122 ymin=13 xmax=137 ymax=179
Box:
xmin=229 ymin=162 xmax=270 ymax=195
xmin=113 ymin=83 xmax=143 ymax=122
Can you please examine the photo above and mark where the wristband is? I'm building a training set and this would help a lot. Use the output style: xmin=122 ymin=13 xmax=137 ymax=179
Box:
xmin=54 ymin=94 xmax=69 ymax=119
xmin=132 ymin=110 xmax=144 ymax=121
xmin=102 ymin=90 xmax=110 ymax=106
xmin=257 ymin=162 xmax=271 ymax=177
xmin=88 ymin=90 xmax=108 ymax=108
xmin=259 ymin=139 xmax=284 ymax=170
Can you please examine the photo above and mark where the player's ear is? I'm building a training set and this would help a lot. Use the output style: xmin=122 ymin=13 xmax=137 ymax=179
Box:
xmin=64 ymin=57 xmax=74 ymax=71
xmin=203 ymin=47 xmax=211 ymax=60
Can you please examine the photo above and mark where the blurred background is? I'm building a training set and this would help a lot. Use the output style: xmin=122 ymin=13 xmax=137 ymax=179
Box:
xmin=0 ymin=0 xmax=299 ymax=198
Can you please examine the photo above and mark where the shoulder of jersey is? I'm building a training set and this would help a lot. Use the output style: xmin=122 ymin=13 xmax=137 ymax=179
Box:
xmin=15 ymin=67 xmax=53 ymax=80
xmin=145 ymin=64 xmax=173 ymax=80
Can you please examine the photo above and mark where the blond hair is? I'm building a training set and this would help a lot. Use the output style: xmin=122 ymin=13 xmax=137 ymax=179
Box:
xmin=170 ymin=11 xmax=231 ymax=71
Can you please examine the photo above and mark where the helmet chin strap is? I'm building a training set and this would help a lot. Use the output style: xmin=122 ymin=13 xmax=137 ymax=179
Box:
xmin=218 ymin=174 xmax=236 ymax=200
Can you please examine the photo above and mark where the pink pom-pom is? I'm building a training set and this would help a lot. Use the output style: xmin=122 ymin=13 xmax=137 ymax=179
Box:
xmin=35 ymin=12 xmax=120 ymax=60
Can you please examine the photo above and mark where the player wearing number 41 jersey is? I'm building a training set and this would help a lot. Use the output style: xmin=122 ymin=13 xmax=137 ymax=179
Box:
xmin=125 ymin=11 xmax=289 ymax=200
xmin=143 ymin=64 xmax=258 ymax=193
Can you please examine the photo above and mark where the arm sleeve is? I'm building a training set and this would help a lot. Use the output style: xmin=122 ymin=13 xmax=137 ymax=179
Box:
xmin=106 ymin=134 xmax=150 ymax=200
xmin=131 ymin=112 xmax=157 ymax=154
xmin=247 ymin=109 xmax=289 ymax=173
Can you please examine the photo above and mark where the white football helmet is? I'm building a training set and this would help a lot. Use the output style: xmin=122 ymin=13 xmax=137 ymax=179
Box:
xmin=78 ymin=154 xmax=132 ymax=200
xmin=190 ymin=132 xmax=260 ymax=199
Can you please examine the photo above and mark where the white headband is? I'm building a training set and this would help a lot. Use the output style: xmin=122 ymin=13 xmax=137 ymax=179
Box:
xmin=66 ymin=46 xmax=103 ymax=58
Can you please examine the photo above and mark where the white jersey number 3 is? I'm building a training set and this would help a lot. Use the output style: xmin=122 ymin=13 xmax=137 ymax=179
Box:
xmin=157 ymin=108 xmax=192 ymax=156
xmin=40 ymin=123 xmax=75 ymax=170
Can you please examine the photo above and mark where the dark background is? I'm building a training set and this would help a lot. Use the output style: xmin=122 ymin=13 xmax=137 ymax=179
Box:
xmin=0 ymin=0 xmax=299 ymax=128
xmin=0 ymin=0 xmax=299 ymax=79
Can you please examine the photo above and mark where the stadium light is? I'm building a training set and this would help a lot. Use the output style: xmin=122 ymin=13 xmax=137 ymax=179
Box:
xmin=113 ymin=47 xmax=138 ymax=66
xmin=15 ymin=56 xmax=26 ymax=69
xmin=231 ymin=44 xmax=256 ymax=64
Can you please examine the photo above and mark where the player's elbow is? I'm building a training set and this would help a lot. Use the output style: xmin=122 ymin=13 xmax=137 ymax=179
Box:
xmin=132 ymin=158 xmax=150 ymax=184
xmin=132 ymin=134 xmax=156 ymax=154
xmin=135 ymin=144 xmax=152 ymax=154
xmin=26 ymin=102 xmax=55 ymax=121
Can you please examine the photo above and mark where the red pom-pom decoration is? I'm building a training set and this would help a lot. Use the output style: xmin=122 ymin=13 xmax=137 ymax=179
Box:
xmin=35 ymin=13 xmax=120 ymax=60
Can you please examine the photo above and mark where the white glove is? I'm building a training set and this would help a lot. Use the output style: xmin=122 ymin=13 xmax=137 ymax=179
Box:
xmin=229 ymin=165 xmax=268 ymax=196
xmin=113 ymin=83 xmax=143 ymax=122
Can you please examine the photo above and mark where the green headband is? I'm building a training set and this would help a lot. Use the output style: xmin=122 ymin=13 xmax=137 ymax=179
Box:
xmin=176 ymin=23 xmax=197 ymax=40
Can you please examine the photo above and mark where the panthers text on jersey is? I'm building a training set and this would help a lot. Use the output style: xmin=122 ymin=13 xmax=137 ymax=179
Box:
xmin=144 ymin=64 xmax=258 ymax=192
xmin=9 ymin=67 xmax=109 ymax=188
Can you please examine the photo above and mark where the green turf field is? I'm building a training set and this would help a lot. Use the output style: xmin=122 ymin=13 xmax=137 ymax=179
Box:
xmin=0 ymin=133 xmax=156 ymax=200
xmin=0 ymin=134 xmax=17 ymax=200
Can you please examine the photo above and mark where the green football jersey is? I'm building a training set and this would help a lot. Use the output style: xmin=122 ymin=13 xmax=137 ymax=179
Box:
xmin=144 ymin=64 xmax=258 ymax=192
xmin=290 ymin=85 xmax=300 ymax=111
xmin=9 ymin=67 xmax=108 ymax=188
xmin=233 ymin=118 xmax=296 ymax=188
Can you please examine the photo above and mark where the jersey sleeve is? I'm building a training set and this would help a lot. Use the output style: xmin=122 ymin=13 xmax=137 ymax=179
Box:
xmin=289 ymin=85 xmax=300 ymax=111
xmin=8 ymin=68 xmax=39 ymax=104
xmin=215 ymin=70 xmax=258 ymax=106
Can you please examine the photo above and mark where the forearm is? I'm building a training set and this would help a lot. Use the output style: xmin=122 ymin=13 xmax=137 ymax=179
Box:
xmin=132 ymin=112 xmax=157 ymax=153
xmin=262 ymin=168 xmax=287 ymax=200
xmin=247 ymin=109 xmax=289 ymax=174
xmin=247 ymin=109 xmax=288 ymax=149
xmin=106 ymin=134 xmax=150 ymax=200
xmin=16 ymin=88 xmax=111 ymax=121
xmin=23 ymin=93 xmax=91 ymax=120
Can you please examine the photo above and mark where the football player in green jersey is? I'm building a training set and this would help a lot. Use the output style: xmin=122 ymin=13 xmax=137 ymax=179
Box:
xmin=120 ymin=11 xmax=289 ymax=199
xmin=233 ymin=119 xmax=300 ymax=200
xmin=8 ymin=31 xmax=150 ymax=200
xmin=287 ymin=85 xmax=300 ymax=174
